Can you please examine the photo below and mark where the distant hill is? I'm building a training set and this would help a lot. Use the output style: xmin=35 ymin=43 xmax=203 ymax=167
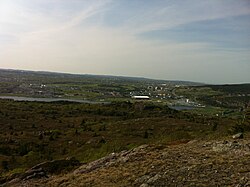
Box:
xmin=0 ymin=68 xmax=203 ymax=86
xmin=199 ymin=84 xmax=250 ymax=94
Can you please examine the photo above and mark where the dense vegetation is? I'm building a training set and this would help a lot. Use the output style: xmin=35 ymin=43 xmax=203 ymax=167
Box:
xmin=202 ymin=84 xmax=250 ymax=94
xmin=176 ymin=84 xmax=250 ymax=109
xmin=1 ymin=99 xmax=249 ymax=179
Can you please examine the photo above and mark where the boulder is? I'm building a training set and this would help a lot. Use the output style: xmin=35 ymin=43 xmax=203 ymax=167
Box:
xmin=20 ymin=157 xmax=80 ymax=181
xmin=22 ymin=167 xmax=47 ymax=180
xmin=232 ymin=133 xmax=243 ymax=139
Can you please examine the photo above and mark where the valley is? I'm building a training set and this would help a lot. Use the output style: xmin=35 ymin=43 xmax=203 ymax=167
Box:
xmin=0 ymin=69 xmax=249 ymax=186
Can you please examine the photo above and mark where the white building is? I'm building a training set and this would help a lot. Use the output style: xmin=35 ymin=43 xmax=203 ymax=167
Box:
xmin=132 ymin=96 xmax=150 ymax=100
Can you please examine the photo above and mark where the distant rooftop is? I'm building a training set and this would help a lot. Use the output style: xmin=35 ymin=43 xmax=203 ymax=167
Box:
xmin=132 ymin=96 xmax=150 ymax=100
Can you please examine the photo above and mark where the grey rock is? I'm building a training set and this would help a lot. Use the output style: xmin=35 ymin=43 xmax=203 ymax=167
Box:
xmin=232 ymin=133 xmax=243 ymax=139
xmin=140 ymin=183 xmax=149 ymax=187
xmin=22 ymin=167 xmax=48 ymax=180
xmin=19 ymin=157 xmax=80 ymax=181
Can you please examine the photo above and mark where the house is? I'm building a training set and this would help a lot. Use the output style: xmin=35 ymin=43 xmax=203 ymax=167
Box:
xmin=132 ymin=96 xmax=150 ymax=100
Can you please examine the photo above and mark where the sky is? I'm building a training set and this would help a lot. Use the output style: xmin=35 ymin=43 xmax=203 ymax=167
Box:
xmin=0 ymin=0 xmax=250 ymax=84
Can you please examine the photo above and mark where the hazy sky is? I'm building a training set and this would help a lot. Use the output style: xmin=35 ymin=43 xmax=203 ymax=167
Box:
xmin=0 ymin=0 xmax=250 ymax=84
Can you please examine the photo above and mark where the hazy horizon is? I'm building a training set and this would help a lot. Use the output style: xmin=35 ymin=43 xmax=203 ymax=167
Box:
xmin=1 ymin=0 xmax=250 ymax=84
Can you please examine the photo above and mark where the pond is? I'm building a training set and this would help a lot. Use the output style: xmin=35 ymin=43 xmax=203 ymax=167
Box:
xmin=0 ymin=96 xmax=110 ymax=104
xmin=168 ymin=105 xmax=197 ymax=111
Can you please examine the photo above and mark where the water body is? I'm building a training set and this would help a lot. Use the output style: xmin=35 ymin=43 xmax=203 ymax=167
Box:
xmin=168 ymin=105 xmax=196 ymax=111
xmin=0 ymin=96 xmax=110 ymax=104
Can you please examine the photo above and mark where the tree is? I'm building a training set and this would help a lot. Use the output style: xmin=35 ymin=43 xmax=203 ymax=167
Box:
xmin=143 ymin=130 xmax=149 ymax=139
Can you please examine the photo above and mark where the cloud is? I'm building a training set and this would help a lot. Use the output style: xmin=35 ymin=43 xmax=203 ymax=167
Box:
xmin=100 ymin=0 xmax=250 ymax=34
xmin=0 ymin=1 xmax=110 ymax=39
xmin=0 ymin=0 xmax=249 ymax=84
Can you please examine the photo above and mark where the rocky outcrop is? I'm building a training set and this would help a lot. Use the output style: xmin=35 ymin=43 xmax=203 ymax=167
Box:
xmin=61 ymin=139 xmax=250 ymax=187
xmin=2 ymin=157 xmax=80 ymax=186
xmin=74 ymin=145 xmax=148 ymax=174
xmin=22 ymin=167 xmax=47 ymax=180
xmin=4 ymin=139 xmax=250 ymax=187
xmin=26 ymin=157 xmax=80 ymax=175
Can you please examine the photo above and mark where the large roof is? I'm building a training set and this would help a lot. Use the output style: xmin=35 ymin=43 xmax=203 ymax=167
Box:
xmin=132 ymin=96 xmax=150 ymax=99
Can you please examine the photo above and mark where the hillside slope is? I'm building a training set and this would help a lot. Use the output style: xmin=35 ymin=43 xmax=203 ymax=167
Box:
xmin=5 ymin=137 xmax=250 ymax=187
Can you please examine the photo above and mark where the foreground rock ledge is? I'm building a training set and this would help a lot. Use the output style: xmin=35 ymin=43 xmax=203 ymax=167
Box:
xmin=4 ymin=139 xmax=250 ymax=187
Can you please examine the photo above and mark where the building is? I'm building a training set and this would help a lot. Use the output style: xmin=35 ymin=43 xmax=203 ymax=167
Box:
xmin=132 ymin=96 xmax=150 ymax=100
